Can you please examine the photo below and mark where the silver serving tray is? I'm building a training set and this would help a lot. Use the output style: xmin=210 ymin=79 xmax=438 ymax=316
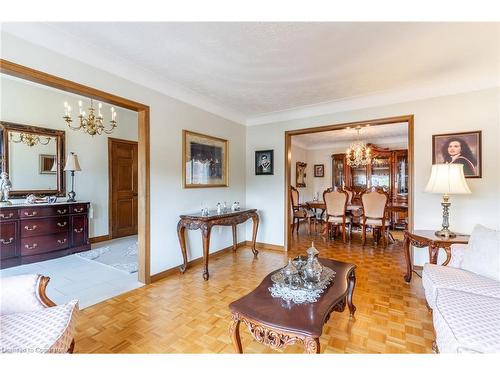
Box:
xmin=271 ymin=264 xmax=336 ymax=292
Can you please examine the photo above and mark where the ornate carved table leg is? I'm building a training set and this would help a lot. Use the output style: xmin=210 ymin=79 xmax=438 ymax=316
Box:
xmin=347 ymin=270 xmax=356 ymax=318
xmin=403 ymin=231 xmax=412 ymax=282
xmin=429 ymin=244 xmax=439 ymax=264
xmin=304 ymin=337 xmax=320 ymax=354
xmin=177 ymin=220 xmax=188 ymax=273
xmin=201 ymin=224 xmax=212 ymax=280
xmin=232 ymin=224 xmax=238 ymax=251
xmin=442 ymin=246 xmax=452 ymax=266
xmin=250 ymin=213 xmax=259 ymax=257
xmin=229 ymin=313 xmax=243 ymax=354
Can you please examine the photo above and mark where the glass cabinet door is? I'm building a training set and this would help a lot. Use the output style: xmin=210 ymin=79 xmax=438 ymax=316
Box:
xmin=332 ymin=157 xmax=345 ymax=187
xmin=351 ymin=165 xmax=367 ymax=189
xmin=370 ymin=156 xmax=391 ymax=190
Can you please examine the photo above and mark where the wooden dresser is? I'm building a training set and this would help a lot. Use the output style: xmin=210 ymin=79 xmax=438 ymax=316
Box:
xmin=0 ymin=202 xmax=91 ymax=269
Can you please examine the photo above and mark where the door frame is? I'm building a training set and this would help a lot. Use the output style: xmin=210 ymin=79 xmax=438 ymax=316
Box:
xmin=1 ymin=59 xmax=151 ymax=284
xmin=108 ymin=137 xmax=139 ymax=240
xmin=284 ymin=115 xmax=414 ymax=251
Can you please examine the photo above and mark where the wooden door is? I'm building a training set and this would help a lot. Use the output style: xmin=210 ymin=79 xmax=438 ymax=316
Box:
xmin=109 ymin=138 xmax=138 ymax=239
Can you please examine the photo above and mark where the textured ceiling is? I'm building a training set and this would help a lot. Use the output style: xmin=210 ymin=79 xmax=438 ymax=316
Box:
xmin=3 ymin=22 xmax=499 ymax=124
xmin=292 ymin=123 xmax=408 ymax=150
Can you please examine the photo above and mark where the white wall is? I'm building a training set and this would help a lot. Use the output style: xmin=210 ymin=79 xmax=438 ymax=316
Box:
xmin=1 ymin=32 xmax=247 ymax=276
xmin=1 ymin=76 xmax=138 ymax=238
xmin=246 ymin=88 xmax=500 ymax=265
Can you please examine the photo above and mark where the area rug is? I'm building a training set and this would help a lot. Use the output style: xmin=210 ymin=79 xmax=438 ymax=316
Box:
xmin=77 ymin=239 xmax=138 ymax=273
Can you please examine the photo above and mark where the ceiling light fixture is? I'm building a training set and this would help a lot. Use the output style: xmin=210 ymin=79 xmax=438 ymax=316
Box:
xmin=345 ymin=125 xmax=371 ymax=168
xmin=63 ymin=98 xmax=117 ymax=136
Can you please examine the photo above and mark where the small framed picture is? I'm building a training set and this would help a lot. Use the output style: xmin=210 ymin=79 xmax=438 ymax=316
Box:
xmin=314 ymin=164 xmax=324 ymax=177
xmin=432 ymin=131 xmax=482 ymax=178
xmin=255 ymin=150 xmax=274 ymax=175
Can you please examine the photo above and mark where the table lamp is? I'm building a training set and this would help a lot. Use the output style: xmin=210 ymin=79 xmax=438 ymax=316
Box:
xmin=424 ymin=164 xmax=471 ymax=238
xmin=64 ymin=152 xmax=81 ymax=202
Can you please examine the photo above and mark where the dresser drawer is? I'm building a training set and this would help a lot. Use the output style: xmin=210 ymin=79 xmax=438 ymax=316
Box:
xmin=71 ymin=215 xmax=88 ymax=247
xmin=71 ymin=204 xmax=88 ymax=214
xmin=0 ymin=209 xmax=19 ymax=221
xmin=21 ymin=217 xmax=70 ymax=237
xmin=21 ymin=232 xmax=69 ymax=256
xmin=0 ymin=221 xmax=18 ymax=260
xmin=20 ymin=205 xmax=70 ymax=219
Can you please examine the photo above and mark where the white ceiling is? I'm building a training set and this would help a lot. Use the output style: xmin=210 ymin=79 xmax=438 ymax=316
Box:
xmin=2 ymin=22 xmax=499 ymax=125
xmin=292 ymin=122 xmax=408 ymax=150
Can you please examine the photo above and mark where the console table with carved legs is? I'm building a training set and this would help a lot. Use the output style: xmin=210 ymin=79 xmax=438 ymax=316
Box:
xmin=177 ymin=208 xmax=259 ymax=280
xmin=229 ymin=259 xmax=356 ymax=354
xmin=403 ymin=230 xmax=469 ymax=282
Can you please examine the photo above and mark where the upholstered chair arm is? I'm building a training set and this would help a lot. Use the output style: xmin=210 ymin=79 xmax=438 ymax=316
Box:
xmin=447 ymin=243 xmax=468 ymax=268
xmin=0 ymin=274 xmax=55 ymax=316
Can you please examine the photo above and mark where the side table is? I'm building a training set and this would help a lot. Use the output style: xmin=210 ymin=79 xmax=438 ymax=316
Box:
xmin=403 ymin=230 xmax=469 ymax=282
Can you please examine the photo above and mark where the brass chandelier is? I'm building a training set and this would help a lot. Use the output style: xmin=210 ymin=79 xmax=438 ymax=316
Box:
xmin=345 ymin=125 xmax=371 ymax=168
xmin=63 ymin=98 xmax=117 ymax=136
xmin=10 ymin=132 xmax=52 ymax=147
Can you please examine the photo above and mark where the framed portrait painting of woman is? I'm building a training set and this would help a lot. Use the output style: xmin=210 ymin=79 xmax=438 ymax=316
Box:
xmin=432 ymin=131 xmax=482 ymax=178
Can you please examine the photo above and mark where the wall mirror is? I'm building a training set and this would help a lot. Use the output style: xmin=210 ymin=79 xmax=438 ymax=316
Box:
xmin=0 ymin=121 xmax=66 ymax=197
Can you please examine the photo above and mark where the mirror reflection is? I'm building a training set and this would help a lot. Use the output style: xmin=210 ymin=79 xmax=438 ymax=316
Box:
xmin=8 ymin=130 xmax=58 ymax=190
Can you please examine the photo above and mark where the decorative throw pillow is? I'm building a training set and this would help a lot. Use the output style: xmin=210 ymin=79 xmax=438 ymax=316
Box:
xmin=461 ymin=224 xmax=500 ymax=281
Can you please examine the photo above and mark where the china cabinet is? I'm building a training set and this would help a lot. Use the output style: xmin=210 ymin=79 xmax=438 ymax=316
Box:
xmin=331 ymin=145 xmax=408 ymax=227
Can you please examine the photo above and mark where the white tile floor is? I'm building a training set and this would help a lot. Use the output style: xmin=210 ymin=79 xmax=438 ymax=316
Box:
xmin=0 ymin=235 xmax=143 ymax=309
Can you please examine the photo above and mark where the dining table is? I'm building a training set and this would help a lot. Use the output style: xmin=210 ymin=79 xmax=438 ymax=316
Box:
xmin=304 ymin=200 xmax=408 ymax=242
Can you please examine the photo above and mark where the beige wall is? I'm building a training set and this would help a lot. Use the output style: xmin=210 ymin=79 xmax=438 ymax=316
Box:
xmin=1 ymin=76 xmax=138 ymax=238
xmin=1 ymin=32 xmax=247 ymax=275
xmin=246 ymin=88 xmax=500 ymax=265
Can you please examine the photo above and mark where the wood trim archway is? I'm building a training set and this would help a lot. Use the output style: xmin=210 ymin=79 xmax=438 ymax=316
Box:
xmin=0 ymin=59 xmax=151 ymax=284
xmin=284 ymin=115 xmax=414 ymax=251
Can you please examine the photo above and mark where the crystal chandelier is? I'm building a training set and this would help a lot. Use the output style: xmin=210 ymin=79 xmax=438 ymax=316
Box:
xmin=63 ymin=98 xmax=117 ymax=136
xmin=10 ymin=132 xmax=51 ymax=147
xmin=345 ymin=125 xmax=371 ymax=167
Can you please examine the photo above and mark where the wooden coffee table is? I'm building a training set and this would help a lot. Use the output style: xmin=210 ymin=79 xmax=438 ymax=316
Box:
xmin=228 ymin=258 xmax=356 ymax=354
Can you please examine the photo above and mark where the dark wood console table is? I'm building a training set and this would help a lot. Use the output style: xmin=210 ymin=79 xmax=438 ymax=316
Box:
xmin=403 ymin=230 xmax=469 ymax=282
xmin=177 ymin=208 xmax=259 ymax=280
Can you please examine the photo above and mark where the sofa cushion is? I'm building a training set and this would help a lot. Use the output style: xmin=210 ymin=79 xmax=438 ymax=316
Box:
xmin=0 ymin=300 xmax=78 ymax=354
xmin=461 ymin=224 xmax=500 ymax=281
xmin=422 ymin=263 xmax=500 ymax=309
xmin=433 ymin=289 xmax=500 ymax=353
xmin=0 ymin=274 xmax=46 ymax=315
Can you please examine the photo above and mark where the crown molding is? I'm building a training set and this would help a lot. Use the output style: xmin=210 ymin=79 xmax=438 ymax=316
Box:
xmin=1 ymin=25 xmax=247 ymax=125
xmin=246 ymin=79 xmax=500 ymax=126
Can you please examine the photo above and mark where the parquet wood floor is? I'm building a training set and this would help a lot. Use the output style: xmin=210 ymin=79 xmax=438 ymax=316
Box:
xmin=74 ymin=225 xmax=434 ymax=353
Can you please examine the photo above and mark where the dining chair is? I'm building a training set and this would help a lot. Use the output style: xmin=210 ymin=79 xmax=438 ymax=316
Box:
xmin=290 ymin=186 xmax=314 ymax=235
xmin=361 ymin=187 xmax=389 ymax=246
xmin=323 ymin=187 xmax=351 ymax=243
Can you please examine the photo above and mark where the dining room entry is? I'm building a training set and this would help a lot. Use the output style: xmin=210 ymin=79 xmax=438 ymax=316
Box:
xmin=285 ymin=116 xmax=413 ymax=250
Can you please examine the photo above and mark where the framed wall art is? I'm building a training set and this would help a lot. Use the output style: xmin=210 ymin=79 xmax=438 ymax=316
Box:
xmin=296 ymin=161 xmax=307 ymax=187
xmin=314 ymin=164 xmax=324 ymax=177
xmin=183 ymin=130 xmax=228 ymax=188
xmin=432 ymin=131 xmax=481 ymax=178
xmin=255 ymin=150 xmax=274 ymax=175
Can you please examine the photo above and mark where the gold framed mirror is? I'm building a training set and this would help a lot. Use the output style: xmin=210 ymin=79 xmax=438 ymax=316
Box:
xmin=0 ymin=121 xmax=66 ymax=197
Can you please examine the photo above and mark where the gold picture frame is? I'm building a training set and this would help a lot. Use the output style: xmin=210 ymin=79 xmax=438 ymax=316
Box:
xmin=182 ymin=130 xmax=228 ymax=188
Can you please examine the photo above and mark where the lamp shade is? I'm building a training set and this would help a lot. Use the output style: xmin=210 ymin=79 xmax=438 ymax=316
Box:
xmin=425 ymin=164 xmax=471 ymax=194
xmin=64 ymin=152 xmax=81 ymax=172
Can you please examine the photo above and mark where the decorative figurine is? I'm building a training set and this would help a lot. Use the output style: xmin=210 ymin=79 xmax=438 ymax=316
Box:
xmin=0 ymin=172 xmax=12 ymax=206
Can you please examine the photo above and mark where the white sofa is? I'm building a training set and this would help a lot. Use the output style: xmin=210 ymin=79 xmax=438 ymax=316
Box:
xmin=422 ymin=224 xmax=500 ymax=353
xmin=0 ymin=274 xmax=79 ymax=353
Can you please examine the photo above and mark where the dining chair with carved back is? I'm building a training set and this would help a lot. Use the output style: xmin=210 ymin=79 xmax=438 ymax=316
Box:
xmin=361 ymin=187 xmax=390 ymax=247
xmin=323 ymin=187 xmax=351 ymax=243
xmin=290 ymin=186 xmax=315 ymax=235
